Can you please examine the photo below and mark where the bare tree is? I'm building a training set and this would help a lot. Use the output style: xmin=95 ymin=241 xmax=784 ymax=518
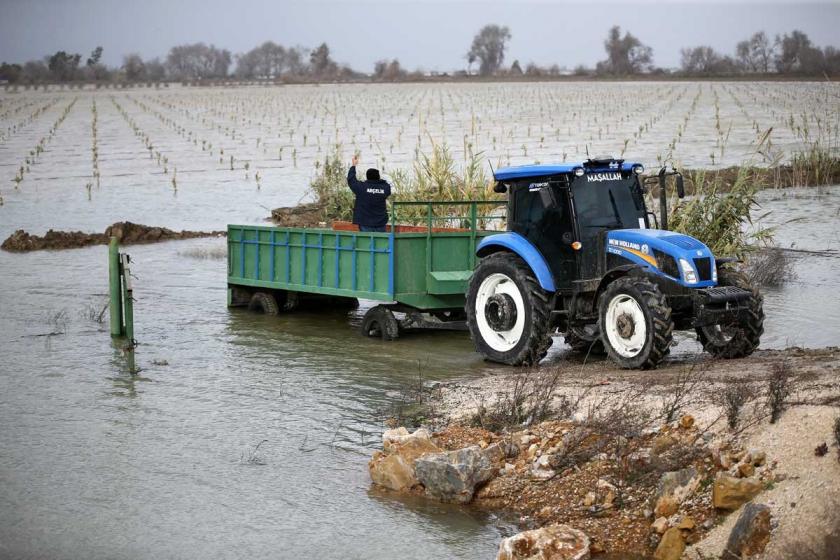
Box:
xmin=736 ymin=32 xmax=774 ymax=72
xmin=166 ymin=43 xmax=231 ymax=80
xmin=775 ymin=30 xmax=824 ymax=74
xmin=309 ymin=43 xmax=337 ymax=77
xmin=21 ymin=60 xmax=50 ymax=83
xmin=373 ymin=59 xmax=405 ymax=81
xmin=467 ymin=24 xmax=511 ymax=76
xmin=680 ymin=46 xmax=736 ymax=75
xmin=145 ymin=58 xmax=165 ymax=81
xmin=596 ymin=26 xmax=653 ymax=75
xmin=122 ymin=54 xmax=146 ymax=81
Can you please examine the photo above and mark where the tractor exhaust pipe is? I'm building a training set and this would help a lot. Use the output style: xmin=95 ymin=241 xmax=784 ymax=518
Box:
xmin=658 ymin=168 xmax=668 ymax=231
xmin=654 ymin=167 xmax=685 ymax=232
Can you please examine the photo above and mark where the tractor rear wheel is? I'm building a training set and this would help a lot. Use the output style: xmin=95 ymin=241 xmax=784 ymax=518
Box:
xmin=564 ymin=324 xmax=606 ymax=356
xmin=248 ymin=291 xmax=280 ymax=315
xmin=696 ymin=269 xmax=764 ymax=359
xmin=466 ymin=253 xmax=553 ymax=366
xmin=598 ymin=277 xmax=673 ymax=369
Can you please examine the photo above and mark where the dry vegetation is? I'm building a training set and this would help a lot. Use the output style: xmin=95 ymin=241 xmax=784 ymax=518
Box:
xmin=388 ymin=347 xmax=840 ymax=558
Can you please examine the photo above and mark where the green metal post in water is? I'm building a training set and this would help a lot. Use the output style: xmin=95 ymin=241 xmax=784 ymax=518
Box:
xmin=109 ymin=237 xmax=124 ymax=337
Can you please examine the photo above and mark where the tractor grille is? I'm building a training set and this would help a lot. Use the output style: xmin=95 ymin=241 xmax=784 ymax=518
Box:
xmin=693 ymin=257 xmax=713 ymax=281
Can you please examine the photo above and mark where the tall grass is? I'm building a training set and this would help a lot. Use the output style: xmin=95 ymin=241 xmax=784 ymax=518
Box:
xmin=309 ymin=142 xmax=503 ymax=225
xmin=668 ymin=166 xmax=773 ymax=259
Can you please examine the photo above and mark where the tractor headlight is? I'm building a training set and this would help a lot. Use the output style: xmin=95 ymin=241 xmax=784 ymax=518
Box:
xmin=573 ymin=167 xmax=584 ymax=177
xmin=679 ymin=258 xmax=698 ymax=284
xmin=632 ymin=164 xmax=645 ymax=175
xmin=712 ymin=265 xmax=718 ymax=282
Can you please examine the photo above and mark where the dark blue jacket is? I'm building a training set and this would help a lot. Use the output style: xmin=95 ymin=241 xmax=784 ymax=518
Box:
xmin=347 ymin=166 xmax=391 ymax=227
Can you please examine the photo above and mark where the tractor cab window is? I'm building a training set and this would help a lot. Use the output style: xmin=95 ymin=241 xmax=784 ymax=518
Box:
xmin=509 ymin=179 xmax=577 ymax=289
xmin=572 ymin=178 xmax=646 ymax=232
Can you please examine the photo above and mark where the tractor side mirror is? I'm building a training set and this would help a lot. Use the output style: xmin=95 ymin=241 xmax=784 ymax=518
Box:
xmin=493 ymin=182 xmax=507 ymax=194
xmin=675 ymin=174 xmax=685 ymax=198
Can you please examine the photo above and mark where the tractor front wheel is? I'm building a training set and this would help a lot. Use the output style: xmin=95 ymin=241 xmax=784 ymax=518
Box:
xmin=598 ymin=277 xmax=673 ymax=369
xmin=466 ymin=253 xmax=553 ymax=366
xmin=696 ymin=269 xmax=764 ymax=359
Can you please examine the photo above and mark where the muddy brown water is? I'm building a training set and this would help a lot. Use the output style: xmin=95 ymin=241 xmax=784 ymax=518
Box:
xmin=1 ymin=86 xmax=839 ymax=559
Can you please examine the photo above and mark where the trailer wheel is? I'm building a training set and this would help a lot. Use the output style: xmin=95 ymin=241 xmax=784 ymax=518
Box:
xmin=696 ymin=269 xmax=764 ymax=359
xmin=598 ymin=277 xmax=673 ymax=369
xmin=361 ymin=306 xmax=400 ymax=341
xmin=565 ymin=324 xmax=606 ymax=356
xmin=466 ymin=253 xmax=553 ymax=366
xmin=248 ymin=291 xmax=279 ymax=315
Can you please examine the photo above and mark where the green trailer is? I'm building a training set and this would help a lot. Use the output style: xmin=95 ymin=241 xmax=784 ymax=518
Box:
xmin=227 ymin=201 xmax=503 ymax=338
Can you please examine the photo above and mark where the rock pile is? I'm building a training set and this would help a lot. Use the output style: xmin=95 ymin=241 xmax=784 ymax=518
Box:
xmin=370 ymin=413 xmax=778 ymax=559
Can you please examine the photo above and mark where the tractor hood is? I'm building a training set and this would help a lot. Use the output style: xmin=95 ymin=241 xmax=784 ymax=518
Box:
xmin=606 ymin=229 xmax=717 ymax=288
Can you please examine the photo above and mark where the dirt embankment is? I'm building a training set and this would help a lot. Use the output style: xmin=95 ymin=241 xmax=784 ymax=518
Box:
xmin=1 ymin=222 xmax=225 ymax=252
xmin=374 ymin=347 xmax=840 ymax=559
xmin=271 ymin=202 xmax=328 ymax=228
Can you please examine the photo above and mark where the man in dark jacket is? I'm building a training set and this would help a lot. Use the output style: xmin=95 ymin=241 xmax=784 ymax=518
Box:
xmin=348 ymin=154 xmax=391 ymax=232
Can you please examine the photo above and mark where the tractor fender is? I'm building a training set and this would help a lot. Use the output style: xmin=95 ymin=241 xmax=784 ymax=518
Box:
xmin=591 ymin=265 xmax=649 ymax=312
xmin=476 ymin=233 xmax=556 ymax=292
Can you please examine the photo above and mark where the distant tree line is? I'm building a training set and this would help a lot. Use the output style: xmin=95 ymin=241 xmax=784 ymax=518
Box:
xmin=679 ymin=30 xmax=840 ymax=76
xmin=468 ymin=25 xmax=840 ymax=78
xmin=1 ymin=26 xmax=838 ymax=85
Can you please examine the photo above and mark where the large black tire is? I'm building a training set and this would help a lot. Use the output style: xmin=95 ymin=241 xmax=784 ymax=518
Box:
xmin=248 ymin=291 xmax=279 ymax=315
xmin=696 ymin=269 xmax=764 ymax=358
xmin=466 ymin=253 xmax=553 ymax=366
xmin=564 ymin=324 xmax=606 ymax=356
xmin=361 ymin=306 xmax=400 ymax=341
xmin=598 ymin=276 xmax=673 ymax=369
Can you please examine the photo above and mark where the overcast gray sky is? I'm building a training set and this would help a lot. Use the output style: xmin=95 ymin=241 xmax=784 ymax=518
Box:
xmin=1 ymin=0 xmax=838 ymax=71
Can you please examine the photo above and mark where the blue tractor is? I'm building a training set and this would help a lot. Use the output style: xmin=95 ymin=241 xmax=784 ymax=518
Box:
xmin=467 ymin=157 xmax=764 ymax=369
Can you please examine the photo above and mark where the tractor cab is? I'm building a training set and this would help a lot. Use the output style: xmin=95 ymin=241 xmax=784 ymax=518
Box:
xmin=466 ymin=156 xmax=764 ymax=369
xmin=493 ymin=157 xmax=654 ymax=289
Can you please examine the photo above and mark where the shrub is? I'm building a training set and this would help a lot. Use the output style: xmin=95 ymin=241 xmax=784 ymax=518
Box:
xmin=308 ymin=142 xmax=503 ymax=226
xmin=767 ymin=361 xmax=794 ymax=423
xmin=720 ymin=382 xmax=756 ymax=430
xmin=669 ymin=166 xmax=773 ymax=260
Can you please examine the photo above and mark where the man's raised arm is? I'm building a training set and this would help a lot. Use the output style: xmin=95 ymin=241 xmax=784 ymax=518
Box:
xmin=347 ymin=154 xmax=362 ymax=194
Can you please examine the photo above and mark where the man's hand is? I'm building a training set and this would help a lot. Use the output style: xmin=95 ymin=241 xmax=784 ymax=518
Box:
xmin=351 ymin=154 xmax=359 ymax=166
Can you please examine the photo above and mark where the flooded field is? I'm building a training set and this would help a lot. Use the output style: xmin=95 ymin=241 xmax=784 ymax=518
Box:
xmin=1 ymin=81 xmax=839 ymax=227
xmin=1 ymin=82 xmax=839 ymax=559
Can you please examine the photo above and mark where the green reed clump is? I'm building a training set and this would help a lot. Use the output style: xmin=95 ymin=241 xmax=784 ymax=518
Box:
xmin=669 ymin=166 xmax=773 ymax=260
xmin=309 ymin=142 xmax=503 ymax=226
xmin=309 ymin=147 xmax=355 ymax=222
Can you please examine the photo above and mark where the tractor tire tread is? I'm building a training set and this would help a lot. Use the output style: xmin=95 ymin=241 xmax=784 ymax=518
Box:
xmin=466 ymin=252 xmax=553 ymax=366
xmin=598 ymin=276 xmax=673 ymax=369
xmin=248 ymin=291 xmax=280 ymax=316
xmin=696 ymin=269 xmax=764 ymax=359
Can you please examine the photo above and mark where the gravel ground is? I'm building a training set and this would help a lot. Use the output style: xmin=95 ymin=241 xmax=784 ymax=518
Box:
xmin=429 ymin=346 xmax=840 ymax=558
xmin=686 ymin=405 xmax=840 ymax=559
